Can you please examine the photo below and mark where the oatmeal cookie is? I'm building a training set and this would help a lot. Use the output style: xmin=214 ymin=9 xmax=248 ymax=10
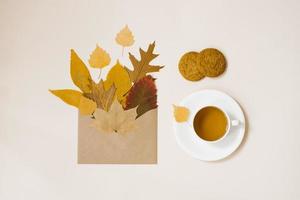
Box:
xmin=199 ymin=48 xmax=226 ymax=77
xmin=178 ymin=52 xmax=205 ymax=81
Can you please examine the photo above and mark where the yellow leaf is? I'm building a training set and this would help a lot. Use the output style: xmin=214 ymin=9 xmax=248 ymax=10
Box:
xmin=88 ymin=45 xmax=111 ymax=69
xmin=49 ymin=89 xmax=82 ymax=107
xmin=173 ymin=105 xmax=189 ymax=122
xmin=70 ymin=49 xmax=92 ymax=93
xmin=50 ymin=89 xmax=97 ymax=115
xmin=115 ymin=25 xmax=134 ymax=47
xmin=104 ymin=61 xmax=132 ymax=104
xmin=78 ymin=96 xmax=97 ymax=115
xmin=92 ymin=100 xmax=137 ymax=134
xmin=83 ymin=80 xmax=116 ymax=111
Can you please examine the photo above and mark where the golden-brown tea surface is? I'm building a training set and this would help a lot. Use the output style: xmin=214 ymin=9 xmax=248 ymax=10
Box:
xmin=193 ymin=106 xmax=227 ymax=141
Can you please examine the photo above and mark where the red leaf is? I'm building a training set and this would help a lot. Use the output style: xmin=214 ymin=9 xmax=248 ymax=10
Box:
xmin=124 ymin=75 xmax=157 ymax=118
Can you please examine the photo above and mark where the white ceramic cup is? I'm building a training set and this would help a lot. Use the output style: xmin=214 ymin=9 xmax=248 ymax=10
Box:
xmin=189 ymin=105 xmax=239 ymax=143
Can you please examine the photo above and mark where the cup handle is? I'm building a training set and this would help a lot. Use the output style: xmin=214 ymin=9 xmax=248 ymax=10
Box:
xmin=231 ymin=120 xmax=239 ymax=126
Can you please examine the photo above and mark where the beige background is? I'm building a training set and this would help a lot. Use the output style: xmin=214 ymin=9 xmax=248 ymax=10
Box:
xmin=0 ymin=0 xmax=300 ymax=199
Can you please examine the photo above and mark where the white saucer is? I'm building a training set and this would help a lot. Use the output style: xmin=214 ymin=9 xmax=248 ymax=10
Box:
xmin=173 ymin=89 xmax=246 ymax=161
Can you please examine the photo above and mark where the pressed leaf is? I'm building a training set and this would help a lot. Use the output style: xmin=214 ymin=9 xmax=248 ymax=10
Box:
xmin=92 ymin=100 xmax=137 ymax=134
xmin=173 ymin=105 xmax=189 ymax=122
xmin=124 ymin=75 xmax=157 ymax=118
xmin=70 ymin=49 xmax=92 ymax=93
xmin=115 ymin=25 xmax=134 ymax=47
xmin=78 ymin=96 xmax=97 ymax=115
xmin=49 ymin=89 xmax=82 ymax=107
xmin=104 ymin=61 xmax=132 ymax=104
xmin=125 ymin=42 xmax=163 ymax=82
xmin=49 ymin=89 xmax=96 ymax=116
xmin=88 ymin=45 xmax=111 ymax=69
xmin=84 ymin=80 xmax=116 ymax=111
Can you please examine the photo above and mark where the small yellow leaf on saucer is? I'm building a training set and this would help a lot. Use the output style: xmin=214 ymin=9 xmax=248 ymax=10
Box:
xmin=79 ymin=96 xmax=97 ymax=115
xmin=173 ymin=105 xmax=189 ymax=122
xmin=88 ymin=45 xmax=111 ymax=69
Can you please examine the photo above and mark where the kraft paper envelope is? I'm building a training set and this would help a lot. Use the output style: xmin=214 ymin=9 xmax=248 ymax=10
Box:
xmin=78 ymin=109 xmax=157 ymax=164
xmin=50 ymin=26 xmax=162 ymax=165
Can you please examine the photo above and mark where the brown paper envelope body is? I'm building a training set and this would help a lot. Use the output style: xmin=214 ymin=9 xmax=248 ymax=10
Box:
xmin=78 ymin=109 xmax=157 ymax=164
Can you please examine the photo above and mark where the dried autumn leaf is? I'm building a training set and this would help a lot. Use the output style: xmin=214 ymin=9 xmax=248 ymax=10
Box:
xmin=115 ymin=25 xmax=134 ymax=47
xmin=88 ymin=45 xmax=111 ymax=69
xmin=92 ymin=100 xmax=137 ymax=134
xmin=124 ymin=75 xmax=157 ymax=118
xmin=125 ymin=42 xmax=163 ymax=83
xmin=84 ymin=80 xmax=116 ymax=111
xmin=49 ymin=89 xmax=97 ymax=115
xmin=78 ymin=96 xmax=97 ymax=115
xmin=103 ymin=61 xmax=132 ymax=104
xmin=70 ymin=49 xmax=92 ymax=93
xmin=173 ymin=105 xmax=189 ymax=122
xmin=49 ymin=89 xmax=82 ymax=107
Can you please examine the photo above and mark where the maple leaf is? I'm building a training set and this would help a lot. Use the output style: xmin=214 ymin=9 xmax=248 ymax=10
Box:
xmin=173 ymin=105 xmax=190 ymax=122
xmin=125 ymin=42 xmax=164 ymax=83
xmin=84 ymin=80 xmax=116 ymax=111
xmin=78 ymin=96 xmax=97 ymax=115
xmin=124 ymin=75 xmax=157 ymax=118
xmin=88 ymin=44 xmax=111 ymax=69
xmin=91 ymin=100 xmax=137 ymax=134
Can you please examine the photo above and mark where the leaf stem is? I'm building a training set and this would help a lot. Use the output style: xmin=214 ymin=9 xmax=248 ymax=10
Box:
xmin=98 ymin=68 xmax=102 ymax=79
